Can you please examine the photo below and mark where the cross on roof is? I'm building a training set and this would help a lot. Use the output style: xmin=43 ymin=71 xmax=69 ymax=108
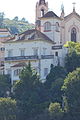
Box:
xmin=72 ymin=2 xmax=76 ymax=12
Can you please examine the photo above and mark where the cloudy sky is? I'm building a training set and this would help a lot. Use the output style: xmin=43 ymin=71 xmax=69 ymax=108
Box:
xmin=0 ymin=0 xmax=80 ymax=23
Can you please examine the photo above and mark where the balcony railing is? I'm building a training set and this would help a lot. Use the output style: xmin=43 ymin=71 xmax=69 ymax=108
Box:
xmin=5 ymin=55 xmax=54 ymax=61
xmin=41 ymin=55 xmax=54 ymax=59
xmin=5 ymin=55 xmax=39 ymax=61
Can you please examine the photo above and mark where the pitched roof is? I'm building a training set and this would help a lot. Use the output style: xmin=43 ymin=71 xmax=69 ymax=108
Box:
xmin=5 ymin=29 xmax=54 ymax=43
xmin=64 ymin=11 xmax=80 ymax=20
xmin=11 ymin=62 xmax=26 ymax=67
xmin=41 ymin=11 xmax=60 ymax=19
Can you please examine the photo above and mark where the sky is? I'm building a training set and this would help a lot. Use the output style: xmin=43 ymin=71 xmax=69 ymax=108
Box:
xmin=0 ymin=0 xmax=80 ymax=23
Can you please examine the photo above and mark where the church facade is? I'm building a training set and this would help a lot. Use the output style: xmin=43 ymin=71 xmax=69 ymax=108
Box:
xmin=4 ymin=0 xmax=80 ymax=83
xmin=36 ymin=0 xmax=80 ymax=44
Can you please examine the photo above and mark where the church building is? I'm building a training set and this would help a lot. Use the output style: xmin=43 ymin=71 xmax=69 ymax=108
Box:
xmin=36 ymin=0 xmax=80 ymax=44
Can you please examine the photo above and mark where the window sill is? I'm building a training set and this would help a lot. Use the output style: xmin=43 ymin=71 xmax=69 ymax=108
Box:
xmin=44 ymin=30 xmax=51 ymax=32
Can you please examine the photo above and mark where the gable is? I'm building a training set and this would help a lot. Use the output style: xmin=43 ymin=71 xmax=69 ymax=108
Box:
xmin=64 ymin=12 xmax=80 ymax=23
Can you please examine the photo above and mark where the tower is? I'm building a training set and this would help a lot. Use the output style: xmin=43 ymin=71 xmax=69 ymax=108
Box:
xmin=36 ymin=0 xmax=48 ymax=21
xmin=35 ymin=0 xmax=48 ymax=30
xmin=60 ymin=4 xmax=65 ymax=19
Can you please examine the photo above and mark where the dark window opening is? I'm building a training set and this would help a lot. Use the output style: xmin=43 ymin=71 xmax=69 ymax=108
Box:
xmin=55 ymin=52 xmax=58 ymax=56
xmin=71 ymin=27 xmax=76 ymax=42
xmin=41 ymin=9 xmax=44 ymax=17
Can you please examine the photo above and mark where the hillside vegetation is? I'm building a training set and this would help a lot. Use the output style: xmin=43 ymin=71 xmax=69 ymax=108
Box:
xmin=0 ymin=12 xmax=35 ymax=34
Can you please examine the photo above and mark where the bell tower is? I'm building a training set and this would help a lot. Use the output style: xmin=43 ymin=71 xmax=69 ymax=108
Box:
xmin=36 ymin=0 xmax=48 ymax=20
xmin=35 ymin=0 xmax=48 ymax=30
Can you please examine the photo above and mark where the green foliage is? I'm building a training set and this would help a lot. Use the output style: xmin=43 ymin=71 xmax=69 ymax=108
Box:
xmin=45 ymin=64 xmax=66 ymax=89
xmin=0 ymin=12 xmax=35 ymax=33
xmin=62 ymin=68 xmax=80 ymax=117
xmin=49 ymin=102 xmax=63 ymax=120
xmin=50 ymin=78 xmax=64 ymax=103
xmin=14 ymin=62 xmax=39 ymax=100
xmin=0 ymin=12 xmax=5 ymax=28
xmin=65 ymin=51 xmax=80 ymax=72
xmin=0 ymin=75 xmax=11 ymax=97
xmin=65 ymin=42 xmax=80 ymax=72
xmin=64 ymin=41 xmax=80 ymax=54
xmin=0 ymin=98 xmax=17 ymax=120
xmin=13 ymin=16 xmax=19 ymax=21
xmin=3 ymin=17 xmax=35 ymax=34
xmin=14 ymin=62 xmax=47 ymax=119
xmin=44 ymin=64 xmax=66 ymax=104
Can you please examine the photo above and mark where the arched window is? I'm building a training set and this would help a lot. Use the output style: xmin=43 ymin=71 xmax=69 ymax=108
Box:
xmin=41 ymin=9 xmax=44 ymax=17
xmin=71 ymin=27 xmax=77 ymax=42
xmin=44 ymin=22 xmax=51 ymax=31
xmin=55 ymin=22 xmax=59 ymax=31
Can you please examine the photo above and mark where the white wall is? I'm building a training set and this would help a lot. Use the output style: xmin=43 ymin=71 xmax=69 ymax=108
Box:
xmin=4 ymin=40 xmax=55 ymax=82
xmin=5 ymin=40 xmax=53 ymax=57
xmin=62 ymin=15 xmax=80 ymax=44
xmin=40 ymin=18 xmax=61 ymax=44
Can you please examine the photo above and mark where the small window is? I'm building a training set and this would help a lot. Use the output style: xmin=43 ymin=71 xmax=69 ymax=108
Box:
xmin=41 ymin=9 xmax=44 ymax=17
xmin=43 ymin=48 xmax=47 ymax=55
xmin=20 ymin=49 xmax=25 ymax=56
xmin=0 ymin=47 xmax=5 ymax=51
xmin=7 ymin=69 xmax=11 ymax=75
xmin=56 ymin=22 xmax=59 ymax=31
xmin=44 ymin=22 xmax=51 ymax=31
xmin=1 ymin=61 xmax=4 ymax=66
xmin=55 ymin=51 xmax=58 ymax=56
xmin=14 ymin=69 xmax=21 ymax=76
xmin=33 ymin=48 xmax=38 ymax=56
xmin=44 ymin=68 xmax=48 ymax=77
xmin=8 ymin=50 xmax=13 ymax=57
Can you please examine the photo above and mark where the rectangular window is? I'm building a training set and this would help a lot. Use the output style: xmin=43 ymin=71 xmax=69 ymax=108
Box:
xmin=14 ymin=69 xmax=21 ymax=76
xmin=8 ymin=50 xmax=13 ymax=57
xmin=33 ymin=48 xmax=38 ymax=56
xmin=55 ymin=51 xmax=58 ymax=56
xmin=43 ymin=48 xmax=47 ymax=55
xmin=44 ymin=68 xmax=48 ymax=77
xmin=1 ymin=61 xmax=4 ymax=66
xmin=20 ymin=49 xmax=25 ymax=56
xmin=7 ymin=69 xmax=11 ymax=75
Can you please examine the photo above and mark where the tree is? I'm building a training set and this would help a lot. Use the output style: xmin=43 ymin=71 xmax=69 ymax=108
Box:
xmin=0 ymin=98 xmax=17 ymax=120
xmin=0 ymin=75 xmax=11 ymax=97
xmin=45 ymin=64 xmax=66 ymax=89
xmin=64 ymin=41 xmax=80 ymax=73
xmin=14 ymin=62 xmax=46 ymax=120
xmin=44 ymin=64 xmax=66 ymax=103
xmin=21 ymin=17 xmax=26 ymax=22
xmin=50 ymin=78 xmax=64 ymax=103
xmin=62 ymin=68 xmax=80 ymax=119
xmin=64 ymin=41 xmax=80 ymax=54
xmin=49 ymin=102 xmax=63 ymax=120
xmin=13 ymin=16 xmax=19 ymax=21
xmin=0 ymin=12 xmax=5 ymax=28
xmin=65 ymin=51 xmax=80 ymax=73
